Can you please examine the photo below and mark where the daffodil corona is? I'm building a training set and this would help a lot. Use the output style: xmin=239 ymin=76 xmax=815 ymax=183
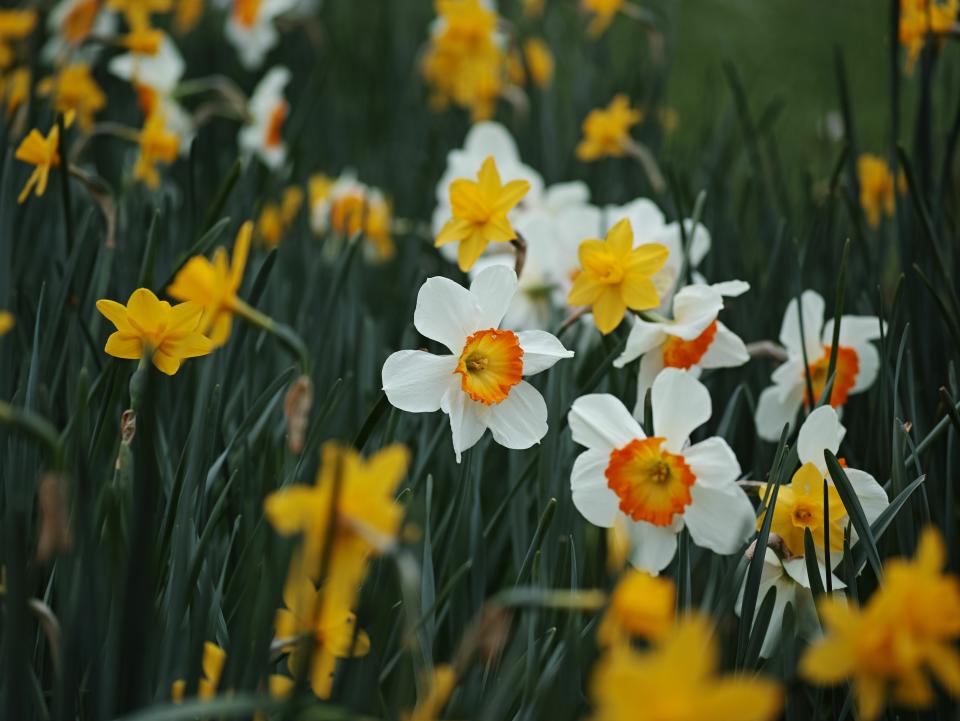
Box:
xmin=576 ymin=94 xmax=641 ymax=162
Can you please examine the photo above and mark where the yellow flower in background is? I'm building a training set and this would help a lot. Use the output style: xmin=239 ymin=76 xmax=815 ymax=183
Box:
xmin=107 ymin=0 xmax=172 ymax=31
xmin=435 ymin=155 xmax=530 ymax=272
xmin=257 ymin=185 xmax=303 ymax=248
xmin=121 ymin=26 xmax=163 ymax=54
xmin=96 ymin=288 xmax=213 ymax=375
xmin=167 ymin=222 xmax=251 ymax=347
xmin=0 ymin=9 xmax=37 ymax=68
xmin=899 ymin=0 xmax=958 ymax=73
xmin=576 ymin=94 xmax=642 ymax=162
xmin=134 ymin=112 xmax=180 ymax=188
xmin=590 ymin=615 xmax=782 ymax=721
xmin=405 ymin=665 xmax=458 ymax=721
xmin=172 ymin=641 xmax=225 ymax=701
xmin=801 ymin=527 xmax=960 ymax=721
xmin=2 ymin=66 xmax=30 ymax=116
xmin=598 ymin=570 xmax=675 ymax=645
xmin=15 ymin=122 xmax=61 ymax=204
xmin=56 ymin=0 xmax=102 ymax=50
xmin=264 ymin=442 xmax=410 ymax=602
xmin=330 ymin=190 xmax=395 ymax=260
xmin=37 ymin=63 xmax=106 ymax=131
xmin=567 ymin=218 xmax=668 ymax=335
xmin=857 ymin=153 xmax=901 ymax=228
xmin=583 ymin=0 xmax=625 ymax=37
xmin=175 ymin=0 xmax=204 ymax=33
xmin=0 ymin=311 xmax=13 ymax=336
xmin=523 ymin=37 xmax=554 ymax=88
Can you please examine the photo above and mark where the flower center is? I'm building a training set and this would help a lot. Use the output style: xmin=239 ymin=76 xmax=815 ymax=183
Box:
xmin=454 ymin=329 xmax=523 ymax=405
xmin=265 ymin=101 xmax=287 ymax=148
xmin=584 ymin=251 xmax=625 ymax=285
xmin=805 ymin=345 xmax=859 ymax=407
xmin=605 ymin=437 xmax=696 ymax=527
xmin=233 ymin=0 xmax=262 ymax=28
xmin=661 ymin=320 xmax=718 ymax=369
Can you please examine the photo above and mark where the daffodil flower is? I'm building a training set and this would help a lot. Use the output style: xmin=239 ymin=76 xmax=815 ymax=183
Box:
xmin=95 ymin=288 xmax=213 ymax=375
xmin=382 ymin=265 xmax=574 ymax=462
xmin=106 ymin=0 xmax=171 ymax=31
xmin=133 ymin=111 xmax=180 ymax=188
xmin=15 ymin=122 xmax=61 ymax=204
xmin=568 ymin=368 xmax=756 ymax=574
xmin=435 ymin=156 xmax=531 ymax=272
xmin=857 ymin=153 xmax=901 ymax=228
xmin=172 ymin=641 xmax=225 ymax=701
xmin=43 ymin=0 xmax=117 ymax=63
xmin=614 ymin=281 xmax=750 ymax=416
xmin=596 ymin=569 xmax=675 ymax=645
xmin=582 ymin=0 xmax=625 ymax=37
xmin=576 ymin=94 xmax=641 ymax=162
xmin=37 ymin=62 xmax=105 ymax=131
xmin=755 ymin=290 xmax=885 ymax=441
xmin=567 ymin=218 xmax=668 ymax=335
xmin=225 ymin=0 xmax=298 ymax=69
xmin=239 ymin=66 xmax=290 ymax=169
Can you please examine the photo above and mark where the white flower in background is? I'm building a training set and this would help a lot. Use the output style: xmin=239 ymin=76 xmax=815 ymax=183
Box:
xmin=109 ymin=33 xmax=193 ymax=145
xmin=382 ymin=265 xmax=574 ymax=462
xmin=614 ymin=281 xmax=750 ymax=417
xmin=741 ymin=406 xmax=888 ymax=656
xmin=225 ymin=0 xmax=299 ymax=69
xmin=43 ymin=0 xmax=117 ymax=63
xmin=239 ymin=66 xmax=290 ymax=170
xmin=755 ymin=290 xmax=884 ymax=441
xmin=568 ymin=368 xmax=756 ymax=574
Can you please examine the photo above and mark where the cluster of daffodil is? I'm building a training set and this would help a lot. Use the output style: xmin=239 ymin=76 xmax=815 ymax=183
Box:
xmin=899 ymin=0 xmax=959 ymax=73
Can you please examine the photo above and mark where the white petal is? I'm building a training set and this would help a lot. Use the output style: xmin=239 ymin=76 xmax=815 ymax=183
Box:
xmin=382 ymin=351 xmax=457 ymax=413
xmin=822 ymin=315 xmax=885 ymax=347
xmin=614 ymin=319 xmax=667 ymax=368
xmin=699 ymin=321 xmax=749 ymax=369
xmin=771 ymin=357 xmax=804 ymax=390
xmin=633 ymin=352 xmax=664 ymax=420
xmin=755 ymin=384 xmax=803 ymax=442
xmin=543 ymin=181 xmax=590 ymax=210
xmin=851 ymin=342 xmax=880 ymax=394
xmin=414 ymin=276 xmax=481 ymax=353
xmin=683 ymin=437 xmax=742 ymax=489
xmin=517 ymin=330 xmax=574 ymax=375
xmin=651 ymin=368 xmax=711 ymax=452
xmin=570 ymin=448 xmax=619 ymax=527
xmin=470 ymin=265 xmax=518 ymax=330
xmin=670 ymin=285 xmax=723 ymax=338
xmin=711 ymin=280 xmax=750 ymax=298
xmin=441 ymin=383 xmax=488 ymax=463
xmin=604 ymin=198 xmax=666 ymax=239
xmin=843 ymin=468 xmax=889 ymax=526
xmin=568 ymin=394 xmax=644 ymax=452
xmin=779 ymin=290 xmax=825 ymax=360
xmin=485 ymin=381 xmax=548 ymax=450
xmin=463 ymin=122 xmax=521 ymax=163
xmin=684 ymin=482 xmax=755 ymax=554
xmin=626 ymin=520 xmax=678 ymax=574
xmin=797 ymin=406 xmax=845 ymax=473
xmin=781 ymin=557 xmax=847 ymax=591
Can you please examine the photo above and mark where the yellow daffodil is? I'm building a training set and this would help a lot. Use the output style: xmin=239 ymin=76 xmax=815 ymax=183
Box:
xmin=583 ymin=0 xmax=625 ymax=37
xmin=166 ymin=222 xmax=252 ymax=347
xmin=37 ymin=62 xmax=106 ymax=131
xmin=857 ymin=153 xmax=902 ymax=228
xmin=567 ymin=218 xmax=668 ymax=334
xmin=0 ymin=9 xmax=37 ymax=68
xmin=900 ymin=0 xmax=958 ymax=73
xmin=0 ymin=311 xmax=13 ymax=336
xmin=175 ymin=0 xmax=204 ymax=34
xmin=597 ymin=570 xmax=675 ymax=645
xmin=121 ymin=27 xmax=163 ymax=54
xmin=15 ymin=123 xmax=61 ymax=204
xmin=2 ymin=66 xmax=30 ymax=116
xmin=107 ymin=0 xmax=172 ymax=31
xmin=576 ymin=94 xmax=642 ymax=162
xmin=257 ymin=185 xmax=303 ymax=248
xmin=523 ymin=38 xmax=554 ymax=88
xmin=134 ymin=111 xmax=180 ymax=188
xmin=96 ymin=288 xmax=213 ymax=375
xmin=172 ymin=641 xmax=225 ymax=701
xmin=405 ymin=665 xmax=458 ymax=721
xmin=801 ymin=527 xmax=960 ymax=721
xmin=57 ymin=0 xmax=102 ymax=50
xmin=264 ymin=443 xmax=409 ymax=599
xmin=589 ymin=615 xmax=782 ymax=721
xmin=435 ymin=156 xmax=530 ymax=272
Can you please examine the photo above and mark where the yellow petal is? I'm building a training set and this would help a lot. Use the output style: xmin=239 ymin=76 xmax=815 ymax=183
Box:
xmin=207 ymin=312 xmax=234 ymax=348
xmin=592 ymin=286 xmax=626 ymax=335
xmin=483 ymin=215 xmax=516 ymax=243
xmin=263 ymin=485 xmax=322 ymax=535
xmin=104 ymin=332 xmax=142 ymax=359
xmin=126 ymin=288 xmax=166 ymax=332
xmin=567 ymin=270 xmax=603 ymax=307
xmin=96 ymin=299 xmax=132 ymax=332
xmin=926 ymin=643 xmax=960 ymax=695
xmin=231 ymin=221 xmax=252 ymax=289
xmin=309 ymin=649 xmax=337 ymax=699
xmin=164 ymin=331 xmax=213 ymax=360
xmin=696 ymin=679 xmax=783 ymax=721
xmin=798 ymin=637 xmax=855 ymax=685
xmin=152 ymin=349 xmax=182 ymax=375
xmin=492 ymin=179 xmax=530 ymax=215
xmin=435 ymin=217 xmax=473 ymax=247
xmin=476 ymin=155 xmax=502 ymax=199
xmin=167 ymin=257 xmax=218 ymax=304
xmin=619 ymin=274 xmax=660 ymax=311
xmin=456 ymin=233 xmax=489 ymax=272
xmin=854 ymin=674 xmax=887 ymax=721
xmin=449 ymin=179 xmax=488 ymax=222
xmin=624 ymin=242 xmax=670 ymax=275
xmin=202 ymin=642 xmax=226 ymax=688
xmin=606 ymin=218 xmax=634 ymax=257
xmin=268 ymin=674 xmax=294 ymax=699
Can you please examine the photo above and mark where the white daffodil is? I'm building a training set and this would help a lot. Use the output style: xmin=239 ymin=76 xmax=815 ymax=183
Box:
xmin=741 ymin=405 xmax=887 ymax=656
xmin=225 ymin=0 xmax=299 ymax=69
xmin=613 ymin=281 xmax=750 ymax=417
xmin=755 ymin=290 xmax=884 ymax=441
xmin=43 ymin=0 xmax=117 ymax=63
xmin=382 ymin=265 xmax=574 ymax=462
xmin=239 ymin=66 xmax=290 ymax=170
xmin=568 ymin=368 xmax=756 ymax=574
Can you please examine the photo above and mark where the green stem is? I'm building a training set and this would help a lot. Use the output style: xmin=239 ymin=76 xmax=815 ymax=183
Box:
xmin=233 ymin=299 xmax=311 ymax=372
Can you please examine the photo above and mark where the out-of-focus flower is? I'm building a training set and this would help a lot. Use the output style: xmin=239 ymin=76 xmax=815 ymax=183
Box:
xmin=800 ymin=527 xmax=960 ymax=721
xmin=523 ymin=0 xmax=544 ymax=18
xmin=226 ymin=0 xmax=298 ymax=69
xmin=43 ymin=0 xmax=116 ymax=63
xmin=172 ymin=641 xmax=225 ymax=701
xmin=174 ymin=0 xmax=204 ymax=33
xmin=568 ymin=369 xmax=756 ymax=574
xmin=134 ymin=111 xmax=180 ymax=188
xmin=435 ymin=156 xmax=530 ymax=272
xmin=257 ymin=185 xmax=303 ymax=248
xmin=597 ymin=570 xmax=675 ymax=645
xmin=0 ymin=9 xmax=37 ymax=68
xmin=857 ymin=153 xmax=903 ymax=228
xmin=755 ymin=290 xmax=884 ymax=441
xmin=576 ymin=94 xmax=641 ymax=162
xmin=107 ymin=0 xmax=171 ymax=31
xmin=523 ymin=37 xmax=553 ymax=88
xmin=167 ymin=222 xmax=252 ymax=348
xmin=421 ymin=0 xmax=507 ymax=121
xmin=310 ymin=172 xmax=396 ymax=260
xmin=37 ymin=62 xmax=106 ymax=130
xmin=589 ymin=614 xmax=783 ymax=721
xmin=382 ymin=265 xmax=574 ymax=462
xmin=582 ymin=0 xmax=624 ymax=37
xmin=96 ymin=288 xmax=213 ymax=374
xmin=15 ymin=122 xmax=62 ymax=204
xmin=0 ymin=311 xmax=14 ymax=336
xmin=121 ymin=26 xmax=163 ymax=54
xmin=2 ymin=66 xmax=30 ymax=116
xmin=239 ymin=66 xmax=290 ymax=169
xmin=614 ymin=281 xmax=750 ymax=415
xmin=899 ymin=0 xmax=958 ymax=73
xmin=405 ymin=665 xmax=458 ymax=721
xmin=567 ymin=218 xmax=668 ymax=335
